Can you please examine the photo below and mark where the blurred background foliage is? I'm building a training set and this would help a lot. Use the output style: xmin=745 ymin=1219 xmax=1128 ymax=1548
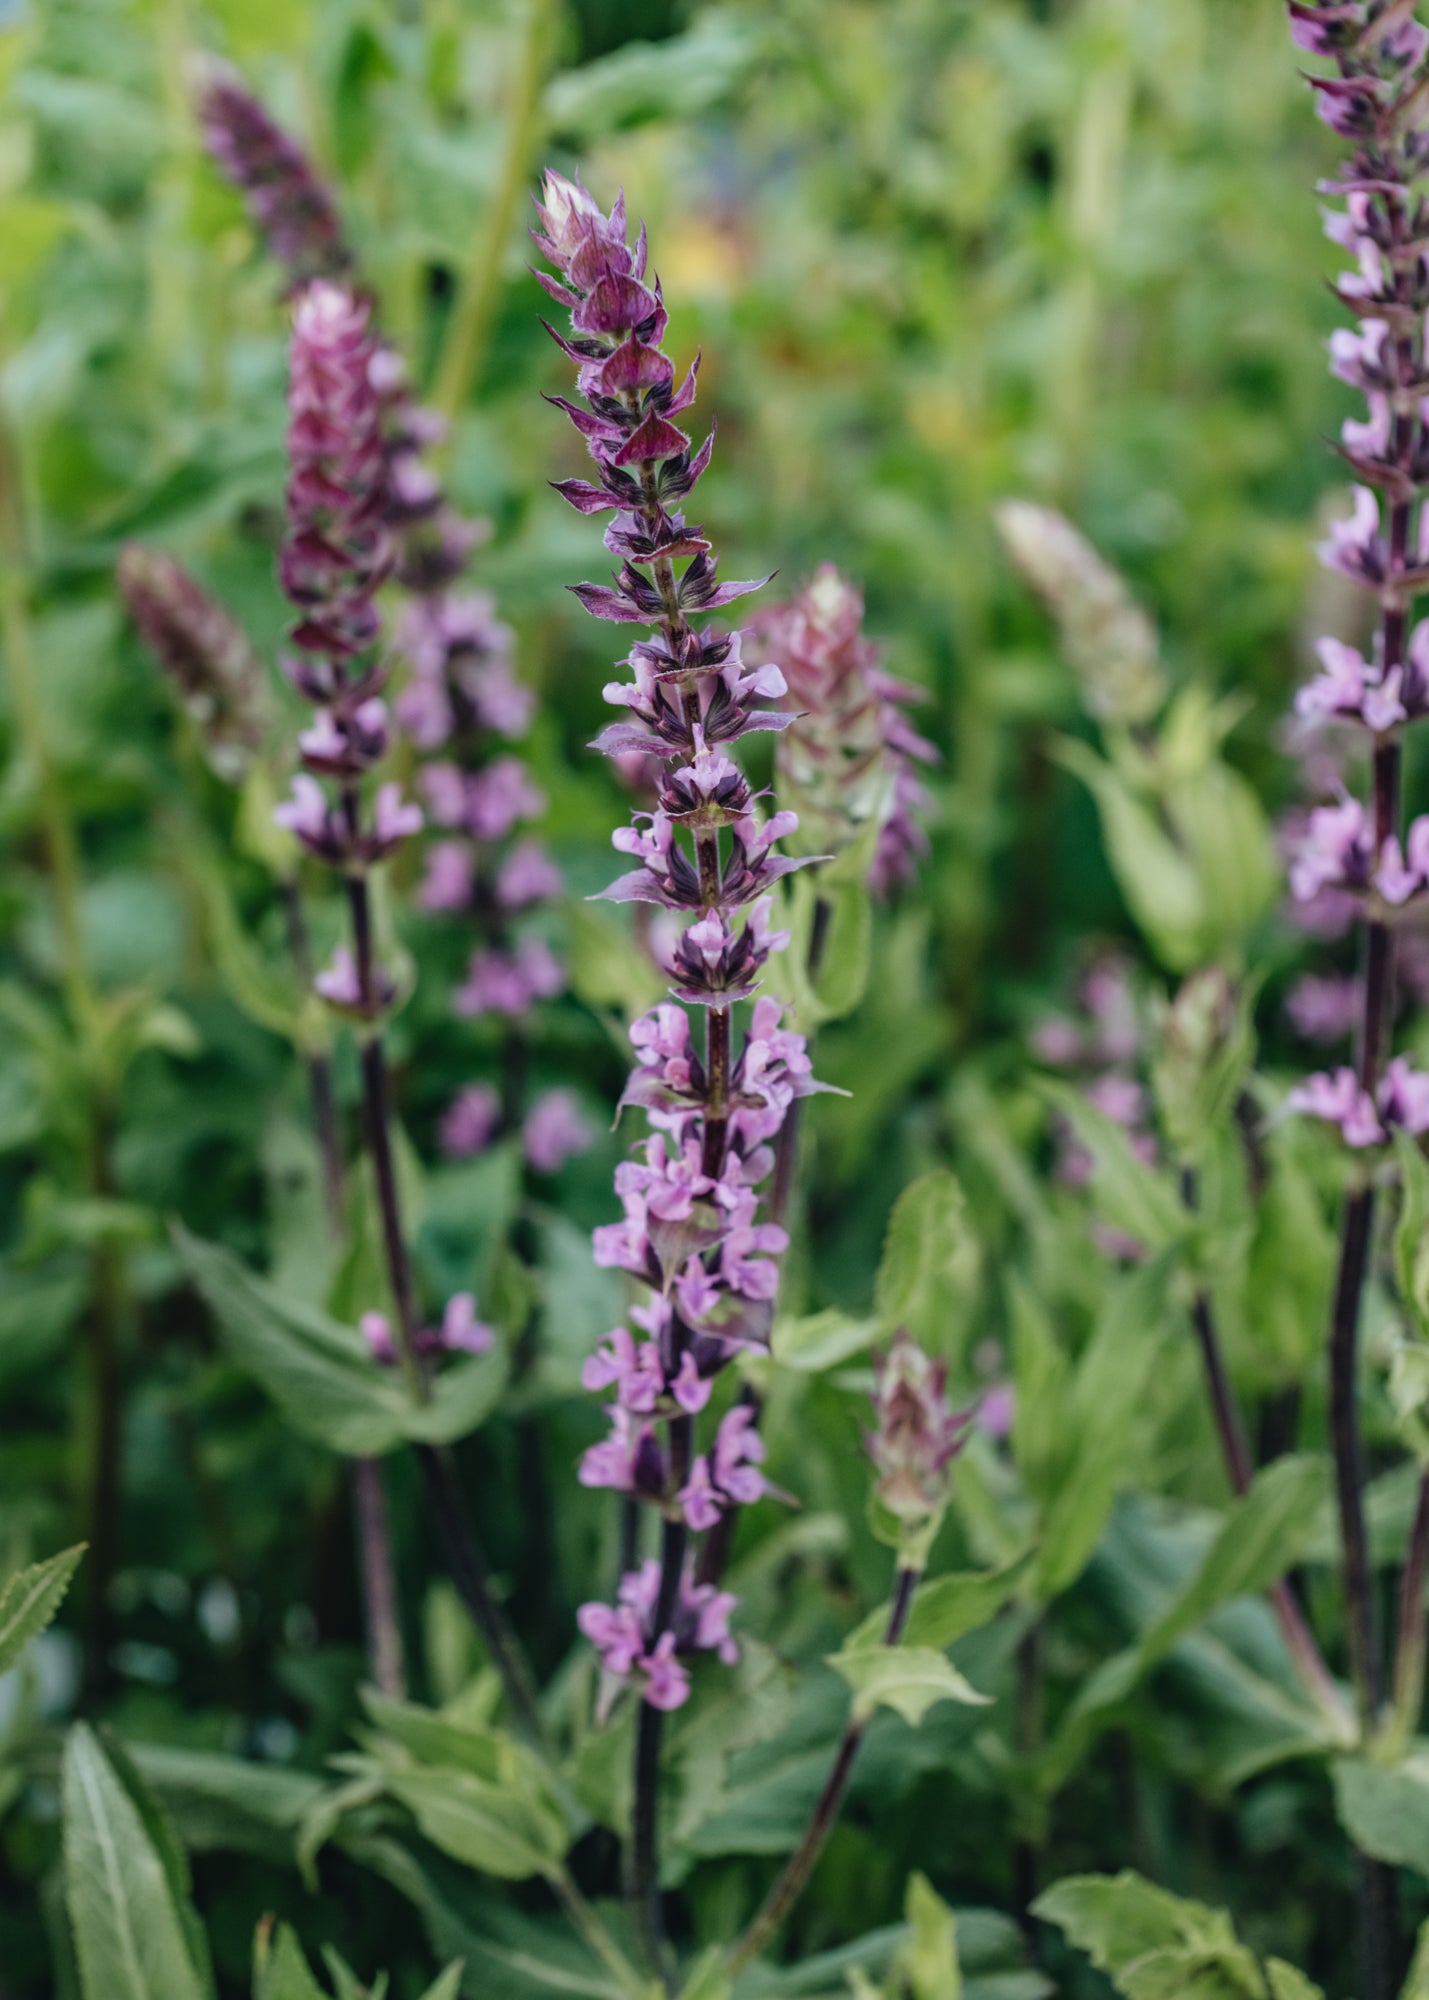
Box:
xmin=0 ymin=0 xmax=1416 ymax=1994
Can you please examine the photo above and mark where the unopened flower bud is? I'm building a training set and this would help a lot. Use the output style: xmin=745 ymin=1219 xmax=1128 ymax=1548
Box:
xmin=995 ymin=501 xmax=1165 ymax=727
xmin=118 ymin=546 xmax=273 ymax=782
xmin=866 ymin=1332 xmax=973 ymax=1555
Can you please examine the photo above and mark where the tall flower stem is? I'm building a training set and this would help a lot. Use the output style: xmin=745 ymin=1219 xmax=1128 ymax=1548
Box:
xmin=1331 ymin=728 xmax=1404 ymax=1731
xmin=281 ymin=877 xmax=407 ymax=1699
xmin=430 ymin=0 xmax=554 ymax=426
xmin=727 ymin=1565 xmax=918 ymax=1976
xmin=1180 ymin=1206 xmax=1350 ymax=1737
xmin=344 ymin=867 xmax=546 ymax=1742
xmin=630 ymin=1507 xmax=689 ymax=1984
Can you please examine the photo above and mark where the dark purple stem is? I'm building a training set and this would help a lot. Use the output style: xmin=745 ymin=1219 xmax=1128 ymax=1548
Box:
xmin=343 ymin=855 xmax=544 ymax=1745
xmin=1188 ymin=1282 xmax=1348 ymax=1731
xmin=630 ymin=1501 xmax=689 ymax=1986
xmin=728 ymin=1565 xmax=918 ymax=1973
xmin=283 ymin=875 xmax=408 ymax=1697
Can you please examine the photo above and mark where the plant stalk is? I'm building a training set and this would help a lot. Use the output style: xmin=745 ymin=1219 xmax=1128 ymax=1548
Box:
xmin=1186 ymin=1284 xmax=1350 ymax=1737
xmin=283 ymin=876 xmax=407 ymax=1698
xmin=343 ymin=862 xmax=544 ymax=1743
xmin=727 ymin=1564 xmax=918 ymax=1975
xmin=430 ymin=0 xmax=554 ymax=425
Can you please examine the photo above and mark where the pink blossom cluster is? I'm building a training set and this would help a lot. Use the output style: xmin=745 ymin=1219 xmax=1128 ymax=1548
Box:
xmin=1287 ymin=798 xmax=1429 ymax=908
xmin=370 ymin=352 xmax=578 ymax=1172
xmin=578 ymin=1558 xmax=738 ymax=1717
xmin=1290 ymin=1055 xmax=1429 ymax=1147
xmin=751 ymin=566 xmax=936 ymax=896
xmin=535 ymin=168 xmax=826 ymax=1708
xmin=198 ymin=65 xmax=350 ymax=291
xmin=361 ymin=1291 xmax=495 ymax=1365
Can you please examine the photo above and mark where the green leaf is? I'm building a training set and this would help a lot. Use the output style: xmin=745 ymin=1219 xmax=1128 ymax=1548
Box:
xmin=1031 ymin=1872 xmax=1263 ymax=2000
xmin=416 ymin=1966 xmax=465 ymax=2000
xmin=1034 ymin=1259 xmax=1170 ymax=1597
xmin=828 ymin=1645 xmax=992 ymax=1726
xmin=1052 ymin=740 xmax=1205 ymax=971
xmin=901 ymin=1874 xmax=962 ymax=2000
xmin=675 ymin=1949 xmax=732 ymax=2000
xmin=62 ymin=1724 xmax=208 ymax=2000
xmin=0 ymin=1543 xmax=84 ymax=1672
xmin=254 ymin=1925 xmax=327 ymax=2000
xmin=1036 ymin=1080 xmax=1189 ymax=1252
xmin=380 ymin=1764 xmax=567 ymax=1881
xmin=1265 ymin=1964 xmax=1324 ymax=2000
xmin=772 ymin=1308 xmax=881 ymax=1373
xmin=847 ymin=1550 xmax=1036 ymax=1654
xmin=1139 ymin=1456 xmax=1333 ymax=1666
xmin=873 ymin=1170 xmax=978 ymax=1352
xmin=545 ymin=15 xmax=768 ymax=140
xmin=1333 ymin=1755 xmax=1429 ymax=1878
xmin=361 ymin=1694 xmax=570 ymax=1882
xmin=129 ymin=1743 xmax=325 ymax=1861
xmin=173 ymin=1225 xmax=414 ymax=1457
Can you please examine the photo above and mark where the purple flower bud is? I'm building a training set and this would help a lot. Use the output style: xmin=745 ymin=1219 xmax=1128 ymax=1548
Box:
xmin=867 ymin=1332 xmax=974 ymax=1526
xmin=417 ymin=838 xmax=476 ymax=913
xmin=440 ymin=1083 xmax=502 ymax=1159
xmin=522 ymin=1088 xmax=593 ymax=1173
xmin=197 ymin=65 xmax=351 ymax=289
xmin=361 ymin=1310 xmax=397 ymax=1365
xmin=118 ymin=546 xmax=274 ymax=782
xmin=751 ymin=567 xmax=936 ymax=894
xmin=439 ymin=1291 xmax=495 ymax=1356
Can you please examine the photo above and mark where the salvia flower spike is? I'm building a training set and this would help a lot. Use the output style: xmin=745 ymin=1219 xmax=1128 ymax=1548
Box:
xmin=275 ymin=280 xmax=420 ymax=1017
xmin=535 ymin=167 xmax=829 ymax=1711
xmin=118 ymin=545 xmax=274 ymax=783
xmin=754 ymin=565 xmax=937 ymax=894
xmin=1283 ymin=1 xmax=1429 ymax=1145
xmin=198 ymin=63 xmax=351 ymax=290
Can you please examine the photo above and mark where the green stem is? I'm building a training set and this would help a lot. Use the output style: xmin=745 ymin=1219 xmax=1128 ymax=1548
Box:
xmin=727 ymin=1566 xmax=918 ymax=1975
xmin=430 ymin=0 xmax=555 ymax=425
xmin=0 ymin=417 xmax=91 ymax=1034
xmin=550 ymin=1866 xmax=646 ymax=1997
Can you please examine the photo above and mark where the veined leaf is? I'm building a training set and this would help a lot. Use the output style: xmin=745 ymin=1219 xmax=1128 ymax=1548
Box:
xmin=828 ymin=1645 xmax=992 ymax=1727
xmin=1033 ymin=1871 xmax=1265 ymax=2000
xmin=846 ymin=1550 xmax=1035 ymax=1654
xmin=1139 ymin=1455 xmax=1332 ymax=1667
xmin=1333 ymin=1754 xmax=1429 ymax=1880
xmin=0 ymin=1542 xmax=84 ymax=1672
xmin=62 ymin=1724 xmax=208 ymax=2000
xmin=873 ymin=1169 xmax=978 ymax=1352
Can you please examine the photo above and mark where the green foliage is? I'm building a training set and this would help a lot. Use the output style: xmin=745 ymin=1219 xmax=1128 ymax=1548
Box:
xmin=173 ymin=1226 xmax=507 ymax=1455
xmin=0 ymin=1542 xmax=84 ymax=1672
xmin=62 ymin=1724 xmax=212 ymax=2000
xmin=1034 ymin=1872 xmax=1321 ymax=2000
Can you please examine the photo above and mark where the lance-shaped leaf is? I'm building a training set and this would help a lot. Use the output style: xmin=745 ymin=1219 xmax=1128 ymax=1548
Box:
xmin=0 ymin=1542 xmax=84 ymax=1673
xmin=62 ymin=1724 xmax=209 ymax=2000
xmin=174 ymin=1226 xmax=506 ymax=1457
